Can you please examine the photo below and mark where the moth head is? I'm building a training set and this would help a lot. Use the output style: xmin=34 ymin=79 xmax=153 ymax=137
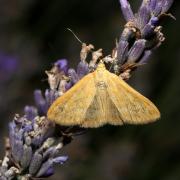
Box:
xmin=97 ymin=60 xmax=106 ymax=70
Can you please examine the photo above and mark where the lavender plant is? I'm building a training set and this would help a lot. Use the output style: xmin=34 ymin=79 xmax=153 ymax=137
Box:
xmin=0 ymin=0 xmax=174 ymax=179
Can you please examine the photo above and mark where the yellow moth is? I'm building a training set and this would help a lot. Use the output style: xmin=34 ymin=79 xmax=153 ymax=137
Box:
xmin=47 ymin=61 xmax=160 ymax=128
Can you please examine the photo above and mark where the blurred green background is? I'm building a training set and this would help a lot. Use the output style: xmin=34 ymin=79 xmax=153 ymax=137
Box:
xmin=0 ymin=0 xmax=180 ymax=179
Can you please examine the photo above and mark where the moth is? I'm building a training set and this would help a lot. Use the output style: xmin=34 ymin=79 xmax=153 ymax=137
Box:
xmin=47 ymin=61 xmax=160 ymax=128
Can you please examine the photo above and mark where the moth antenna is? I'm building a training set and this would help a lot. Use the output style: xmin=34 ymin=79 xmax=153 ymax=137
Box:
xmin=67 ymin=28 xmax=83 ymax=44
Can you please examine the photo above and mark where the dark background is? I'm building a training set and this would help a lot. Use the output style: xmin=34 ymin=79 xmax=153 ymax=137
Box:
xmin=0 ymin=0 xmax=180 ymax=179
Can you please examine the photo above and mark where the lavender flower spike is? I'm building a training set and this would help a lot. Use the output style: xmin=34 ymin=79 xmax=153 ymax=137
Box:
xmin=54 ymin=59 xmax=68 ymax=74
xmin=119 ymin=0 xmax=134 ymax=22
xmin=116 ymin=0 xmax=174 ymax=78
xmin=0 ymin=56 xmax=88 ymax=179
xmin=0 ymin=87 xmax=69 ymax=179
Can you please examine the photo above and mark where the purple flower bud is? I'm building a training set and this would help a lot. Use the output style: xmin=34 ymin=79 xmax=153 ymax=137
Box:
xmin=36 ymin=160 xmax=53 ymax=178
xmin=149 ymin=0 xmax=156 ymax=11
xmin=65 ymin=81 xmax=73 ymax=91
xmin=24 ymin=106 xmax=38 ymax=121
xmin=45 ymin=89 xmax=58 ymax=107
xmin=153 ymin=0 xmax=163 ymax=16
xmin=137 ymin=3 xmax=151 ymax=29
xmin=41 ymin=167 xmax=54 ymax=177
xmin=20 ymin=144 xmax=33 ymax=170
xmin=150 ymin=16 xmax=159 ymax=26
xmin=54 ymin=59 xmax=68 ymax=74
xmin=25 ymin=136 xmax=32 ymax=146
xmin=9 ymin=122 xmax=16 ymax=147
xmin=142 ymin=24 xmax=155 ymax=38
xmin=43 ymin=143 xmax=63 ymax=158
xmin=117 ymin=40 xmax=129 ymax=64
xmin=29 ymin=152 xmax=43 ymax=175
xmin=120 ymin=28 xmax=135 ymax=42
xmin=68 ymin=68 xmax=79 ymax=84
xmin=31 ymin=135 xmax=43 ymax=147
xmin=23 ymin=123 xmax=33 ymax=132
xmin=139 ymin=50 xmax=152 ymax=63
xmin=127 ymin=39 xmax=146 ymax=63
xmin=77 ymin=61 xmax=89 ymax=79
xmin=119 ymin=0 xmax=134 ymax=21
xmin=43 ymin=147 xmax=58 ymax=160
xmin=15 ymin=129 xmax=24 ymax=141
xmin=34 ymin=90 xmax=48 ymax=115
xmin=162 ymin=0 xmax=174 ymax=13
xmin=53 ymin=156 xmax=68 ymax=164
xmin=11 ymin=140 xmax=23 ymax=163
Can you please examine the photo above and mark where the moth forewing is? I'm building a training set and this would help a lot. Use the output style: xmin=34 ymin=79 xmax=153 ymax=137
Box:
xmin=47 ymin=73 xmax=96 ymax=126
xmin=106 ymin=71 xmax=160 ymax=124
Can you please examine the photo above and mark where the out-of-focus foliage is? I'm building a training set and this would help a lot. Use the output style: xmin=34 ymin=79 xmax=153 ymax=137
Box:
xmin=0 ymin=0 xmax=179 ymax=179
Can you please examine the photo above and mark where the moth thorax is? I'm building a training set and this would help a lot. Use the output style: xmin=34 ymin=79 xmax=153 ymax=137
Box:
xmin=96 ymin=81 xmax=107 ymax=90
xmin=97 ymin=61 xmax=106 ymax=71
